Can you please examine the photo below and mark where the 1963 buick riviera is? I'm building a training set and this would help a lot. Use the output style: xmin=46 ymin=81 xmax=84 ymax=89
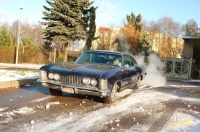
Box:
xmin=39 ymin=50 xmax=146 ymax=103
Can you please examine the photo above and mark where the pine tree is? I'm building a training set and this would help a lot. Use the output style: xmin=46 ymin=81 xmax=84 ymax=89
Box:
xmin=127 ymin=13 xmax=142 ymax=32
xmin=0 ymin=25 xmax=13 ymax=47
xmin=122 ymin=13 xmax=150 ymax=59
xmin=43 ymin=0 xmax=92 ymax=61
xmin=84 ymin=6 xmax=97 ymax=50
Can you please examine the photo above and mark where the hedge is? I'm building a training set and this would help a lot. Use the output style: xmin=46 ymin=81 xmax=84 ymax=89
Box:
xmin=0 ymin=46 xmax=80 ymax=64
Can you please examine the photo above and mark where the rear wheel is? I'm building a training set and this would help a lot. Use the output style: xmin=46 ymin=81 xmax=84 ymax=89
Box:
xmin=104 ymin=83 xmax=119 ymax=104
xmin=49 ymin=88 xmax=62 ymax=96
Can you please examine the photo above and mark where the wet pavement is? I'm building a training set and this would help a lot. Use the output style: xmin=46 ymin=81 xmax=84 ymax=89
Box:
xmin=0 ymin=81 xmax=200 ymax=132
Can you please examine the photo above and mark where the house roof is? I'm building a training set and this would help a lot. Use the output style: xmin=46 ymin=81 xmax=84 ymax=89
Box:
xmin=99 ymin=27 xmax=111 ymax=32
xmin=183 ymin=37 xmax=200 ymax=40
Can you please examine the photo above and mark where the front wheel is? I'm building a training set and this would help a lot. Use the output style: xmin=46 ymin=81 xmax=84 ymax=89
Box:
xmin=49 ymin=88 xmax=62 ymax=96
xmin=104 ymin=83 xmax=119 ymax=104
xmin=133 ymin=78 xmax=141 ymax=89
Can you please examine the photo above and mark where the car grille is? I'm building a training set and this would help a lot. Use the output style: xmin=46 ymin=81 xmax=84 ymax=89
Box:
xmin=59 ymin=75 xmax=82 ymax=85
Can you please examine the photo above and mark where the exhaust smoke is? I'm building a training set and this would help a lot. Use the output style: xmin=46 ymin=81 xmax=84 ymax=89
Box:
xmin=118 ymin=35 xmax=166 ymax=87
xmin=134 ymin=53 xmax=166 ymax=87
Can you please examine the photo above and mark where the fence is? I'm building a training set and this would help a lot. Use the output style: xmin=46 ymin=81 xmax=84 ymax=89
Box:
xmin=0 ymin=46 xmax=80 ymax=64
xmin=165 ymin=58 xmax=193 ymax=80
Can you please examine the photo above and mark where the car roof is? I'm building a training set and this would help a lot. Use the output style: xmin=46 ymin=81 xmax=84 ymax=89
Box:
xmin=85 ymin=50 xmax=123 ymax=55
xmin=84 ymin=50 xmax=136 ymax=58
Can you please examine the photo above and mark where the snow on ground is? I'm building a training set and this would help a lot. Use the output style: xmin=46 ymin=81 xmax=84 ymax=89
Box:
xmin=168 ymin=84 xmax=200 ymax=88
xmin=0 ymin=70 xmax=39 ymax=82
xmin=45 ymin=102 xmax=60 ymax=109
xmin=184 ymin=80 xmax=200 ymax=83
xmin=0 ymin=106 xmax=35 ymax=124
xmin=163 ymin=109 xmax=200 ymax=132
xmin=0 ymin=63 xmax=43 ymax=70
xmin=0 ymin=107 xmax=8 ymax=112
xmin=168 ymin=79 xmax=200 ymax=83
xmin=31 ymin=96 xmax=52 ymax=103
xmin=27 ymin=86 xmax=200 ymax=132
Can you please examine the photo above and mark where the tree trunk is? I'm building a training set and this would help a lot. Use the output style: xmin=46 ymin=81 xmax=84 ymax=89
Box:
xmin=64 ymin=46 xmax=68 ymax=62
xmin=85 ymin=7 xmax=96 ymax=50
xmin=53 ymin=48 xmax=56 ymax=63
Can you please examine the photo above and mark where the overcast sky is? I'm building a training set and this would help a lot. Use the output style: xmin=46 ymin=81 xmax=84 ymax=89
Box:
xmin=0 ymin=0 xmax=200 ymax=27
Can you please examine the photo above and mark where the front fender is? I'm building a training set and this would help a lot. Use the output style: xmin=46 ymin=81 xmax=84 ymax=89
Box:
xmin=103 ymin=69 xmax=126 ymax=89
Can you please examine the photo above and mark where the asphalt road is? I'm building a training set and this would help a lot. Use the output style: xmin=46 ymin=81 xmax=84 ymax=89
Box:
xmin=0 ymin=81 xmax=200 ymax=132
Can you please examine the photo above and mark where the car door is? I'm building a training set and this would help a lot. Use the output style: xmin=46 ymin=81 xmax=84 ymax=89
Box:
xmin=123 ymin=55 xmax=138 ymax=87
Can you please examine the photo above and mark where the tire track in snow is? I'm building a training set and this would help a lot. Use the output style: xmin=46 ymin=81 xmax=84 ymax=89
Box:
xmin=147 ymin=99 xmax=181 ymax=132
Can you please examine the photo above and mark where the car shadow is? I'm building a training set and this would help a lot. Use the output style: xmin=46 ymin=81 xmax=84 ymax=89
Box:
xmin=21 ymin=83 xmax=105 ymax=103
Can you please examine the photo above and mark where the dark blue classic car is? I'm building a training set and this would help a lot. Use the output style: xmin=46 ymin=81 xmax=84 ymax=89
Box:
xmin=39 ymin=50 xmax=145 ymax=103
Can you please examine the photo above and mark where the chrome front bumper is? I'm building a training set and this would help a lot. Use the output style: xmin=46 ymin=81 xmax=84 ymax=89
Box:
xmin=38 ymin=80 xmax=110 ymax=97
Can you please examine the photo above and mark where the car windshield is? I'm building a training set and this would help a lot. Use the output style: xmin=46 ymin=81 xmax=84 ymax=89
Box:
xmin=76 ymin=52 xmax=122 ymax=67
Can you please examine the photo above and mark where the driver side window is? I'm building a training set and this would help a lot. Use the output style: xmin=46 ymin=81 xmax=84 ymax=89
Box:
xmin=124 ymin=55 xmax=130 ymax=66
xmin=130 ymin=56 xmax=137 ymax=66
xmin=124 ymin=55 xmax=137 ymax=70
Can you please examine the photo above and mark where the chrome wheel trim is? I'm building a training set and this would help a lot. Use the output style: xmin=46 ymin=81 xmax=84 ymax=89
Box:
xmin=110 ymin=84 xmax=118 ymax=101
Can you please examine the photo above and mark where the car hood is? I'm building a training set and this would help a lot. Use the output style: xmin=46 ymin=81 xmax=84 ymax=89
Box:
xmin=41 ymin=62 xmax=119 ymax=78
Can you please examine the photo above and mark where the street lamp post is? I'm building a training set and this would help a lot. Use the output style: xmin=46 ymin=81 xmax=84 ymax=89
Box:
xmin=15 ymin=5 xmax=23 ymax=64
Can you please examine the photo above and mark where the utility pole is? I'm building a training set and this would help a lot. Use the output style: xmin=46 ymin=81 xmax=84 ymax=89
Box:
xmin=15 ymin=5 xmax=23 ymax=64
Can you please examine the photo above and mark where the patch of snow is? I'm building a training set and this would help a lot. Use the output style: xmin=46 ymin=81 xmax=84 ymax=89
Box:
xmin=162 ymin=109 xmax=200 ymax=132
xmin=0 ymin=63 xmax=43 ymax=70
xmin=184 ymin=80 xmax=200 ymax=83
xmin=45 ymin=104 xmax=50 ymax=109
xmin=169 ymin=85 xmax=200 ymax=88
xmin=26 ymin=87 xmax=200 ymax=131
xmin=27 ymin=89 xmax=178 ymax=131
xmin=30 ymin=120 xmax=35 ymax=125
xmin=0 ymin=106 xmax=35 ymax=124
xmin=13 ymin=107 xmax=35 ymax=115
xmin=169 ymin=79 xmax=200 ymax=83
xmin=69 ymin=112 xmax=73 ymax=116
xmin=0 ymin=69 xmax=39 ymax=82
xmin=0 ymin=107 xmax=8 ymax=112
xmin=31 ymin=96 xmax=52 ymax=103
xmin=115 ymin=119 xmax=120 ymax=122
xmin=45 ymin=102 xmax=60 ymax=109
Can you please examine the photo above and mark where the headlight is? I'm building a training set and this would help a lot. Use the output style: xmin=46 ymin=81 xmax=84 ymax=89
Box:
xmin=48 ymin=73 xmax=54 ymax=80
xmin=91 ymin=79 xmax=97 ymax=86
xmin=53 ymin=74 xmax=60 ymax=81
xmin=82 ymin=77 xmax=91 ymax=85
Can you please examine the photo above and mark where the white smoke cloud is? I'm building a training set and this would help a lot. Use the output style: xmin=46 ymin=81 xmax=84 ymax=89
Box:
xmin=118 ymin=35 xmax=166 ymax=87
xmin=135 ymin=53 xmax=167 ymax=87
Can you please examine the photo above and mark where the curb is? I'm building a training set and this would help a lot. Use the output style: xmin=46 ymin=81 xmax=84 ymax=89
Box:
xmin=167 ymin=78 xmax=200 ymax=85
xmin=0 ymin=78 xmax=38 ymax=89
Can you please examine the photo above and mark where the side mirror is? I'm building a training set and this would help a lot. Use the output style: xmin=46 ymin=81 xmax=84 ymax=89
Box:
xmin=124 ymin=64 xmax=130 ymax=70
xmin=124 ymin=64 xmax=137 ymax=71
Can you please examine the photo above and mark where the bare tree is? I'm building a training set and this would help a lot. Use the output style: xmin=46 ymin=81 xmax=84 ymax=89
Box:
xmin=10 ymin=22 xmax=44 ymax=47
xmin=157 ymin=17 xmax=182 ymax=38
xmin=94 ymin=28 xmax=118 ymax=51
xmin=184 ymin=19 xmax=199 ymax=37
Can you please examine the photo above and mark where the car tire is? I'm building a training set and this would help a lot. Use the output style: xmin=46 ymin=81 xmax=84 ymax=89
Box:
xmin=104 ymin=83 xmax=119 ymax=104
xmin=133 ymin=78 xmax=141 ymax=89
xmin=49 ymin=88 xmax=62 ymax=96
